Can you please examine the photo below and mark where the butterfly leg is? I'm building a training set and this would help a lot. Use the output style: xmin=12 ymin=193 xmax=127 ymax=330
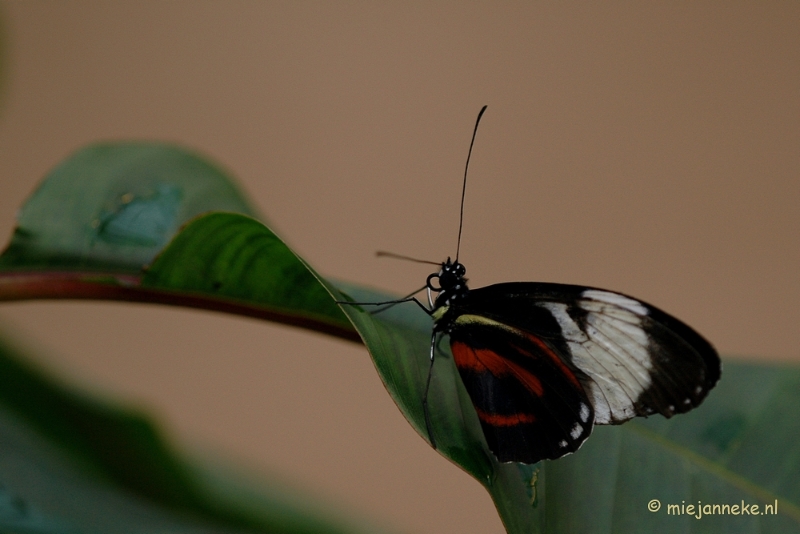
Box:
xmin=422 ymin=331 xmax=438 ymax=449
xmin=336 ymin=296 xmax=433 ymax=315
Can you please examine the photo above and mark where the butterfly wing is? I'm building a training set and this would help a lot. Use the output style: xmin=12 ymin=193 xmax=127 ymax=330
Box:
xmin=449 ymin=317 xmax=595 ymax=464
xmin=447 ymin=282 xmax=720 ymax=463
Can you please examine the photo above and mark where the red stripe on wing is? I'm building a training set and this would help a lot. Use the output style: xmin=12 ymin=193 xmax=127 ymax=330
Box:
xmin=474 ymin=408 xmax=536 ymax=426
xmin=451 ymin=341 xmax=544 ymax=397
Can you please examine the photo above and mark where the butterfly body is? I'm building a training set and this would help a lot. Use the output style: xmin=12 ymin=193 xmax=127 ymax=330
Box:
xmin=426 ymin=259 xmax=720 ymax=464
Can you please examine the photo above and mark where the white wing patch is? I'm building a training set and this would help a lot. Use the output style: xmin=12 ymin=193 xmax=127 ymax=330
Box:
xmin=579 ymin=403 xmax=591 ymax=423
xmin=540 ymin=290 xmax=652 ymax=424
xmin=582 ymin=289 xmax=649 ymax=316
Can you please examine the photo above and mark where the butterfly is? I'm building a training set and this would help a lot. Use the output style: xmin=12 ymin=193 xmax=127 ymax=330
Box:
xmin=341 ymin=106 xmax=721 ymax=464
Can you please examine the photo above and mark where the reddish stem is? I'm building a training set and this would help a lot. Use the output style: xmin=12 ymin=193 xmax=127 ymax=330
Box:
xmin=0 ymin=271 xmax=361 ymax=344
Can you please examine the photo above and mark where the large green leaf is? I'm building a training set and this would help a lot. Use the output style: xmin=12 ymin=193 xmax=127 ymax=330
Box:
xmin=0 ymin=332 xmax=379 ymax=534
xmin=0 ymin=144 xmax=356 ymax=340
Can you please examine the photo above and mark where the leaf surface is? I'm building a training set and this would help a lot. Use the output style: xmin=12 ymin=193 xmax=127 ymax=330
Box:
xmin=0 ymin=144 xmax=257 ymax=273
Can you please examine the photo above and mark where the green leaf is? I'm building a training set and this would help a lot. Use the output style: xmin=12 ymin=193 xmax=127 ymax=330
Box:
xmin=0 ymin=143 xmax=357 ymax=340
xmin=141 ymin=212 xmax=352 ymax=337
xmin=0 ymin=143 xmax=258 ymax=273
xmin=0 ymin=332 xmax=379 ymax=534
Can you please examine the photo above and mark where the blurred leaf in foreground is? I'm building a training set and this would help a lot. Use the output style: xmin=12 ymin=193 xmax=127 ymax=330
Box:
xmin=0 ymin=331 xmax=384 ymax=534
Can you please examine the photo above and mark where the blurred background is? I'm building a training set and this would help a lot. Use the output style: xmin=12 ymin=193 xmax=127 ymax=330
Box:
xmin=0 ymin=2 xmax=796 ymax=533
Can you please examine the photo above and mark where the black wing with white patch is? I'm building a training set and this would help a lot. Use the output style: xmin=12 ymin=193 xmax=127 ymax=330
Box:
xmin=454 ymin=282 xmax=721 ymax=428
xmin=539 ymin=287 xmax=719 ymax=425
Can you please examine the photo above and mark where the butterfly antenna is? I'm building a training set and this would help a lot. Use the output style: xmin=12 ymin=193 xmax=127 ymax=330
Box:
xmin=376 ymin=250 xmax=440 ymax=266
xmin=455 ymin=105 xmax=488 ymax=262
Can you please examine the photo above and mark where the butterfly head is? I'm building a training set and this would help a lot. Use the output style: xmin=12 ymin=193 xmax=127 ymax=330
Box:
xmin=427 ymin=257 xmax=469 ymax=311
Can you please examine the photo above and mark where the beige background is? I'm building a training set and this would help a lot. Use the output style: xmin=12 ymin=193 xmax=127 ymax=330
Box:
xmin=0 ymin=2 xmax=797 ymax=533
